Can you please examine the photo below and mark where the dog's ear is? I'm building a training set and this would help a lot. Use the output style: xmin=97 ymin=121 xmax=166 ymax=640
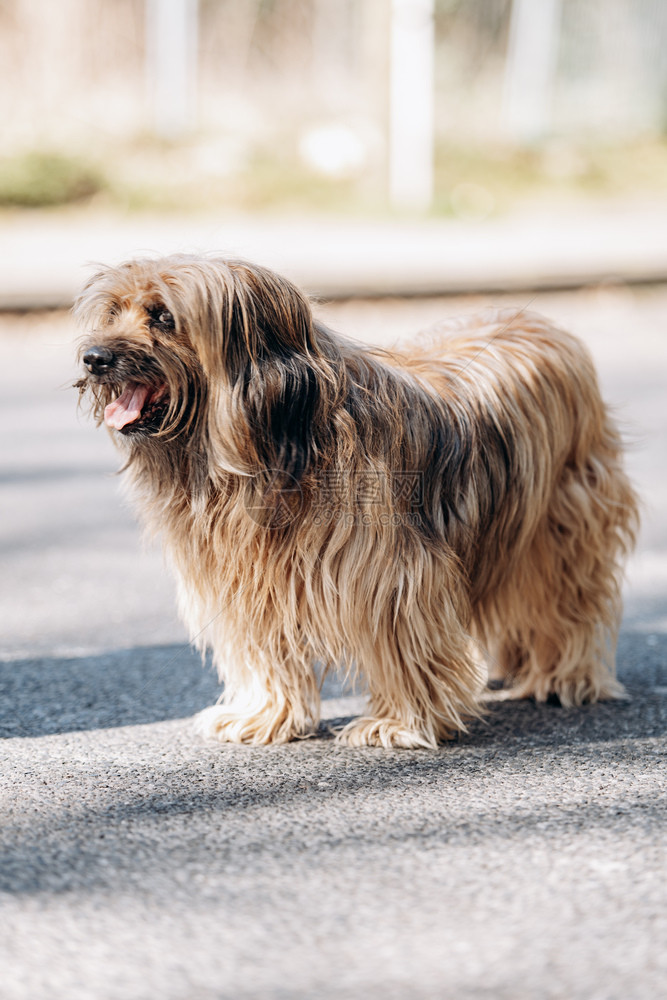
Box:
xmin=195 ymin=259 xmax=336 ymax=481
xmin=228 ymin=261 xmax=319 ymax=363
xmin=241 ymin=348 xmax=324 ymax=481
xmin=177 ymin=258 xmax=318 ymax=382
xmin=230 ymin=263 xmax=334 ymax=480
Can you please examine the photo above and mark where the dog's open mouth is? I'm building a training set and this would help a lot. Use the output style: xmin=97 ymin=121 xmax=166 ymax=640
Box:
xmin=104 ymin=382 xmax=168 ymax=433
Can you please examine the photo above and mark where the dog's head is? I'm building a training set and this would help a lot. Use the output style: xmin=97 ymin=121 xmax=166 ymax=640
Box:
xmin=75 ymin=254 xmax=335 ymax=479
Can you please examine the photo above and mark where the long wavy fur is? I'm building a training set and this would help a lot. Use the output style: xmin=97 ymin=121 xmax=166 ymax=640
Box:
xmin=75 ymin=254 xmax=639 ymax=748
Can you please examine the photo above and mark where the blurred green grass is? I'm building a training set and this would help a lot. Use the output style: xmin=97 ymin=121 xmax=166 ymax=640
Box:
xmin=433 ymin=139 xmax=667 ymax=216
xmin=0 ymin=151 xmax=105 ymax=208
xmin=2 ymin=138 xmax=667 ymax=215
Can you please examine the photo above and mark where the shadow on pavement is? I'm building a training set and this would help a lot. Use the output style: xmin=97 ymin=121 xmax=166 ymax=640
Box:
xmin=1 ymin=632 xmax=664 ymax=901
xmin=0 ymin=643 xmax=221 ymax=739
xmin=0 ymin=630 xmax=664 ymax=743
xmin=1 ymin=711 xmax=664 ymax=897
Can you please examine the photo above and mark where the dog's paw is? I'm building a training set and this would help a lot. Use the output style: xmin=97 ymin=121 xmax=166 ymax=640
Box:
xmin=193 ymin=705 xmax=239 ymax=743
xmin=485 ymin=674 xmax=629 ymax=708
xmin=335 ymin=715 xmax=439 ymax=750
xmin=193 ymin=704 xmax=308 ymax=745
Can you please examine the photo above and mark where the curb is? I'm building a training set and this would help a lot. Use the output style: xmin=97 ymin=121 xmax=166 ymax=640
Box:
xmin=1 ymin=204 xmax=666 ymax=310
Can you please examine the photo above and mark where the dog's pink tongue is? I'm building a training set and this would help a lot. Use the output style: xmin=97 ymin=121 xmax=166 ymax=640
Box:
xmin=104 ymin=384 xmax=150 ymax=430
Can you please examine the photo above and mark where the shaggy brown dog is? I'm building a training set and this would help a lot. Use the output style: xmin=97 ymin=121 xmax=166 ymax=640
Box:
xmin=75 ymin=255 xmax=638 ymax=748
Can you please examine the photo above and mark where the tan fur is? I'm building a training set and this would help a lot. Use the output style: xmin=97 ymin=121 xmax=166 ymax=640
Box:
xmin=75 ymin=255 xmax=639 ymax=749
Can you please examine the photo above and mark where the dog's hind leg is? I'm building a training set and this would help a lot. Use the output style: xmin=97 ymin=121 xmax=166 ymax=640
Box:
xmin=482 ymin=418 xmax=638 ymax=706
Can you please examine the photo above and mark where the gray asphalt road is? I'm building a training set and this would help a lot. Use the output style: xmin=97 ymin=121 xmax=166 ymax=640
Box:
xmin=1 ymin=286 xmax=666 ymax=1000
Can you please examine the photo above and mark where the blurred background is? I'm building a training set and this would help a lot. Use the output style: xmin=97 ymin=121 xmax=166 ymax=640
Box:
xmin=1 ymin=0 xmax=667 ymax=219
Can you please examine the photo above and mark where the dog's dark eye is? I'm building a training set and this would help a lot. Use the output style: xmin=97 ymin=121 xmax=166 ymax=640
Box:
xmin=148 ymin=305 xmax=175 ymax=330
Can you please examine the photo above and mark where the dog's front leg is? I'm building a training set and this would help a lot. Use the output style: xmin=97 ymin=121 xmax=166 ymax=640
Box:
xmin=193 ymin=640 xmax=321 ymax=745
xmin=335 ymin=596 xmax=485 ymax=749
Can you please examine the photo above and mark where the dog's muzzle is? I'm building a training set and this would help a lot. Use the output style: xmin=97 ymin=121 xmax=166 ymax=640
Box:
xmin=83 ymin=345 xmax=115 ymax=376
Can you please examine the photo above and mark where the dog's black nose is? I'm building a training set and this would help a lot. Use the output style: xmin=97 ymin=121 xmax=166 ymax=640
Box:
xmin=83 ymin=346 xmax=115 ymax=375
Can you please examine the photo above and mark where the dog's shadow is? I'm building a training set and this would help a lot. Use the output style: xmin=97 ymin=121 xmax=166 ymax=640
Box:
xmin=1 ymin=631 xmax=664 ymax=745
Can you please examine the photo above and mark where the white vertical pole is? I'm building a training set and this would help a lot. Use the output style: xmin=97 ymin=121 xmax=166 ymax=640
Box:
xmin=502 ymin=0 xmax=562 ymax=143
xmin=389 ymin=0 xmax=435 ymax=212
xmin=146 ymin=0 xmax=198 ymax=139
